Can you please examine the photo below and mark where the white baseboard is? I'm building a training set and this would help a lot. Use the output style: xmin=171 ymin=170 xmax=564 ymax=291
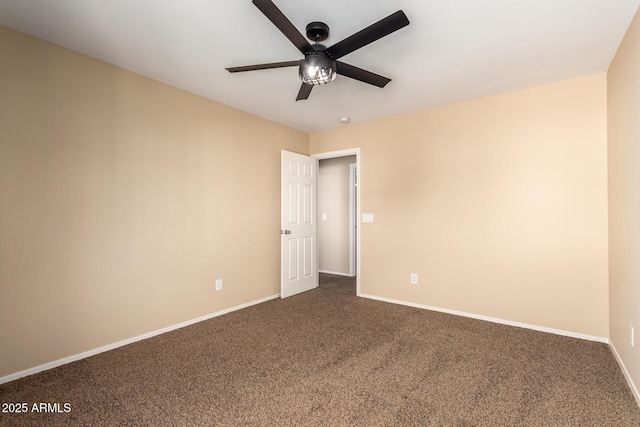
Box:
xmin=0 ymin=294 xmax=280 ymax=385
xmin=319 ymin=270 xmax=355 ymax=277
xmin=359 ymin=293 xmax=609 ymax=343
xmin=609 ymin=342 xmax=640 ymax=407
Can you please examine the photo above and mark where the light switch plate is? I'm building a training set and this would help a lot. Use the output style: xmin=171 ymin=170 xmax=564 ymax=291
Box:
xmin=362 ymin=213 xmax=374 ymax=223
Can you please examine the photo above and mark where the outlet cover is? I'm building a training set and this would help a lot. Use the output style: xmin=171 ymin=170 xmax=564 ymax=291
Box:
xmin=215 ymin=279 xmax=222 ymax=291
xmin=410 ymin=274 xmax=418 ymax=285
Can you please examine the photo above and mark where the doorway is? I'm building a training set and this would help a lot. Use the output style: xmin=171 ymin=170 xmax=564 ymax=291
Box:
xmin=313 ymin=148 xmax=361 ymax=296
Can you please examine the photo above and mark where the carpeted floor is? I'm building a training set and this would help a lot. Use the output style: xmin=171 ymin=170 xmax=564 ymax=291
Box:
xmin=1 ymin=273 xmax=639 ymax=426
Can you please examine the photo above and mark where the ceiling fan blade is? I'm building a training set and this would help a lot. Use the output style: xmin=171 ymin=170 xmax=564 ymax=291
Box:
xmin=336 ymin=62 xmax=391 ymax=88
xmin=226 ymin=60 xmax=300 ymax=73
xmin=296 ymin=83 xmax=313 ymax=101
xmin=252 ymin=0 xmax=314 ymax=55
xmin=325 ymin=10 xmax=409 ymax=60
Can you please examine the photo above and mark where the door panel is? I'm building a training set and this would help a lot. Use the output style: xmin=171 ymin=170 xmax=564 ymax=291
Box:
xmin=288 ymin=182 xmax=298 ymax=223
xmin=303 ymin=236 xmax=313 ymax=277
xmin=302 ymin=184 xmax=313 ymax=223
xmin=281 ymin=150 xmax=317 ymax=298
xmin=288 ymin=239 xmax=298 ymax=281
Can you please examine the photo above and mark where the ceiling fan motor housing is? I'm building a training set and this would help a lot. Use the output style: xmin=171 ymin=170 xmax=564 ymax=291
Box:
xmin=306 ymin=21 xmax=330 ymax=43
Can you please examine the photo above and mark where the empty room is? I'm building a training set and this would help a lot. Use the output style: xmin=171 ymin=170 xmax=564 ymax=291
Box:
xmin=1 ymin=0 xmax=639 ymax=425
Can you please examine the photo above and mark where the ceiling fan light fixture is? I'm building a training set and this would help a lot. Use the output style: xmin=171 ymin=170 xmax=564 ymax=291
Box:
xmin=299 ymin=52 xmax=336 ymax=85
xmin=226 ymin=1 xmax=410 ymax=100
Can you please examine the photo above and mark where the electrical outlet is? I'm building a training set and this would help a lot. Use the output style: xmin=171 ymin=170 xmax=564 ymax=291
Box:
xmin=632 ymin=324 xmax=635 ymax=347
xmin=215 ymin=279 xmax=222 ymax=291
xmin=410 ymin=274 xmax=418 ymax=285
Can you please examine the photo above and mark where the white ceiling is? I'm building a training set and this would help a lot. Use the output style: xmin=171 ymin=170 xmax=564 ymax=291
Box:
xmin=1 ymin=0 xmax=639 ymax=133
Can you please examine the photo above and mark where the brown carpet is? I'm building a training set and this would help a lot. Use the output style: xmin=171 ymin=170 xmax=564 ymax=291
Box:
xmin=1 ymin=273 xmax=639 ymax=426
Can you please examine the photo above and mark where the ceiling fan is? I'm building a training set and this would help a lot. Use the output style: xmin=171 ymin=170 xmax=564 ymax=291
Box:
xmin=226 ymin=0 xmax=410 ymax=101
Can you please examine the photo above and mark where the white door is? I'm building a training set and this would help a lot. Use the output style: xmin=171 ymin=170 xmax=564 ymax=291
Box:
xmin=281 ymin=150 xmax=318 ymax=298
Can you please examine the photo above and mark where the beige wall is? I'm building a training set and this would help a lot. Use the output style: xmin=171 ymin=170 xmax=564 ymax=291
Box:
xmin=0 ymin=26 xmax=308 ymax=378
xmin=311 ymin=74 xmax=609 ymax=338
xmin=318 ymin=156 xmax=356 ymax=275
xmin=608 ymin=8 xmax=640 ymax=401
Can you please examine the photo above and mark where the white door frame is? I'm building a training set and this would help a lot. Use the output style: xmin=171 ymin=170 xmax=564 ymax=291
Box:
xmin=349 ymin=162 xmax=357 ymax=277
xmin=313 ymin=148 xmax=361 ymax=296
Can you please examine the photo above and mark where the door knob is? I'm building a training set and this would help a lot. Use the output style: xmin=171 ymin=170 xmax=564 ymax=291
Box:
xmin=281 ymin=230 xmax=291 ymax=235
